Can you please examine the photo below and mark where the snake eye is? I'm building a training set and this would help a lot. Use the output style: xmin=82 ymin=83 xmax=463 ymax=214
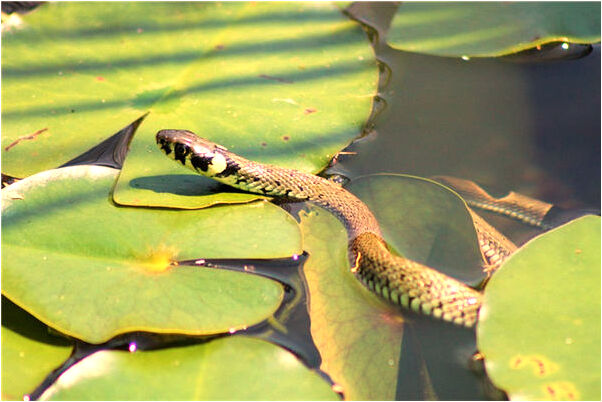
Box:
xmin=174 ymin=143 xmax=187 ymax=156
xmin=173 ymin=143 xmax=190 ymax=165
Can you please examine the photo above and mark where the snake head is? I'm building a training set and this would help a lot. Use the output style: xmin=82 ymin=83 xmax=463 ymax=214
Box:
xmin=156 ymin=129 xmax=229 ymax=177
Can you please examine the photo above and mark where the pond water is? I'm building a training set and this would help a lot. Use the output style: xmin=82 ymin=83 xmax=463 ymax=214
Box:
xmin=336 ymin=4 xmax=600 ymax=247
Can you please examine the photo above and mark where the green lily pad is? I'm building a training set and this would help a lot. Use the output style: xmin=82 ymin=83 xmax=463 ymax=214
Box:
xmin=477 ymin=215 xmax=600 ymax=400
xmin=299 ymin=205 xmax=404 ymax=400
xmin=2 ymin=2 xmax=376 ymax=210
xmin=2 ymin=166 xmax=302 ymax=343
xmin=2 ymin=299 xmax=72 ymax=401
xmin=386 ymin=2 xmax=601 ymax=57
xmin=114 ymin=1 xmax=376 ymax=209
xmin=347 ymin=174 xmax=484 ymax=283
xmin=40 ymin=336 xmax=338 ymax=401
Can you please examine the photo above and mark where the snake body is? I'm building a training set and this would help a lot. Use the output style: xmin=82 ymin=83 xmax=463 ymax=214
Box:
xmin=156 ymin=130 xmax=485 ymax=326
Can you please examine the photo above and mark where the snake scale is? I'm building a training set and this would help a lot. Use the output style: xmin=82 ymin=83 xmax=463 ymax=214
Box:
xmin=156 ymin=129 xmax=520 ymax=327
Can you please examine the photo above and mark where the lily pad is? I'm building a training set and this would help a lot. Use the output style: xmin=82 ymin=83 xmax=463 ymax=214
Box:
xmin=2 ymin=166 xmax=302 ymax=343
xmin=299 ymin=206 xmax=404 ymax=401
xmin=2 ymin=2 xmax=377 ymax=209
xmin=40 ymin=336 xmax=338 ymax=401
xmin=2 ymin=299 xmax=72 ymax=401
xmin=347 ymin=174 xmax=485 ymax=283
xmin=386 ymin=2 xmax=601 ymax=57
xmin=113 ymin=1 xmax=376 ymax=209
xmin=477 ymin=215 xmax=601 ymax=400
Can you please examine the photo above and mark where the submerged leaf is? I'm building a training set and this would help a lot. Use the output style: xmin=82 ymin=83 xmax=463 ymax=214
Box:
xmin=386 ymin=2 xmax=600 ymax=57
xmin=347 ymin=174 xmax=485 ymax=283
xmin=300 ymin=174 xmax=488 ymax=399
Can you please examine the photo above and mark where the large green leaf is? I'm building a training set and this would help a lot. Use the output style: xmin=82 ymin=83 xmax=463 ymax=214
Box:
xmin=2 ymin=299 xmax=72 ymax=401
xmin=386 ymin=2 xmax=601 ymax=57
xmin=2 ymin=2 xmax=377 ymax=209
xmin=478 ymin=216 xmax=600 ymax=400
xmin=40 ymin=336 xmax=338 ymax=401
xmin=347 ymin=174 xmax=485 ymax=283
xmin=299 ymin=205 xmax=404 ymax=401
xmin=2 ymin=166 xmax=301 ymax=343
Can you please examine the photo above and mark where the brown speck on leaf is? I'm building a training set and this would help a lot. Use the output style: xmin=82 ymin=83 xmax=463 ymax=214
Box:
xmin=215 ymin=44 xmax=225 ymax=50
xmin=282 ymin=135 xmax=290 ymax=141
xmin=4 ymin=128 xmax=48 ymax=151
xmin=137 ymin=28 xmax=143 ymax=34
xmin=534 ymin=358 xmax=546 ymax=375
xmin=259 ymin=74 xmax=293 ymax=84
xmin=261 ymin=142 xmax=267 ymax=147
xmin=304 ymin=108 xmax=317 ymax=115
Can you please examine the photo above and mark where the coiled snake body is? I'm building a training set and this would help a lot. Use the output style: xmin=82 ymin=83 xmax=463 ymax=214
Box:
xmin=156 ymin=130 xmax=521 ymax=327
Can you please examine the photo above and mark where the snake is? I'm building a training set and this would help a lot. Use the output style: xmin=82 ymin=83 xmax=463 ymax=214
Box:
xmin=156 ymin=129 xmax=522 ymax=327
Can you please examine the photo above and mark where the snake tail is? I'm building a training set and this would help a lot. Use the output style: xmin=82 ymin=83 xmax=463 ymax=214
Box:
xmin=433 ymin=175 xmax=554 ymax=229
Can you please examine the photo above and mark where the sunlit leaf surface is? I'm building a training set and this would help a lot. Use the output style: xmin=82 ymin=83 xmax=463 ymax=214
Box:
xmin=1 ymin=2 xmax=376 ymax=210
xmin=478 ymin=216 xmax=601 ymax=400
xmin=2 ymin=166 xmax=302 ymax=343
xmin=386 ymin=2 xmax=601 ymax=57
xmin=41 ymin=336 xmax=339 ymax=401
xmin=113 ymin=1 xmax=376 ymax=209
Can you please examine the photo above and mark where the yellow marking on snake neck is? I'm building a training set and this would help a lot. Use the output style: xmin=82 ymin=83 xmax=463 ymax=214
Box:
xmin=207 ymin=152 xmax=227 ymax=176
xmin=350 ymin=252 xmax=361 ymax=273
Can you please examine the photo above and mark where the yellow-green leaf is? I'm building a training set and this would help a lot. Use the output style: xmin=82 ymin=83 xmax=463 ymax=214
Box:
xmin=478 ymin=216 xmax=601 ymax=400
xmin=2 ymin=166 xmax=301 ymax=343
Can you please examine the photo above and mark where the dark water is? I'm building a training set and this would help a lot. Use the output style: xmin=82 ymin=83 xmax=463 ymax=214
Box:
xmin=337 ymin=3 xmax=600 ymax=247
